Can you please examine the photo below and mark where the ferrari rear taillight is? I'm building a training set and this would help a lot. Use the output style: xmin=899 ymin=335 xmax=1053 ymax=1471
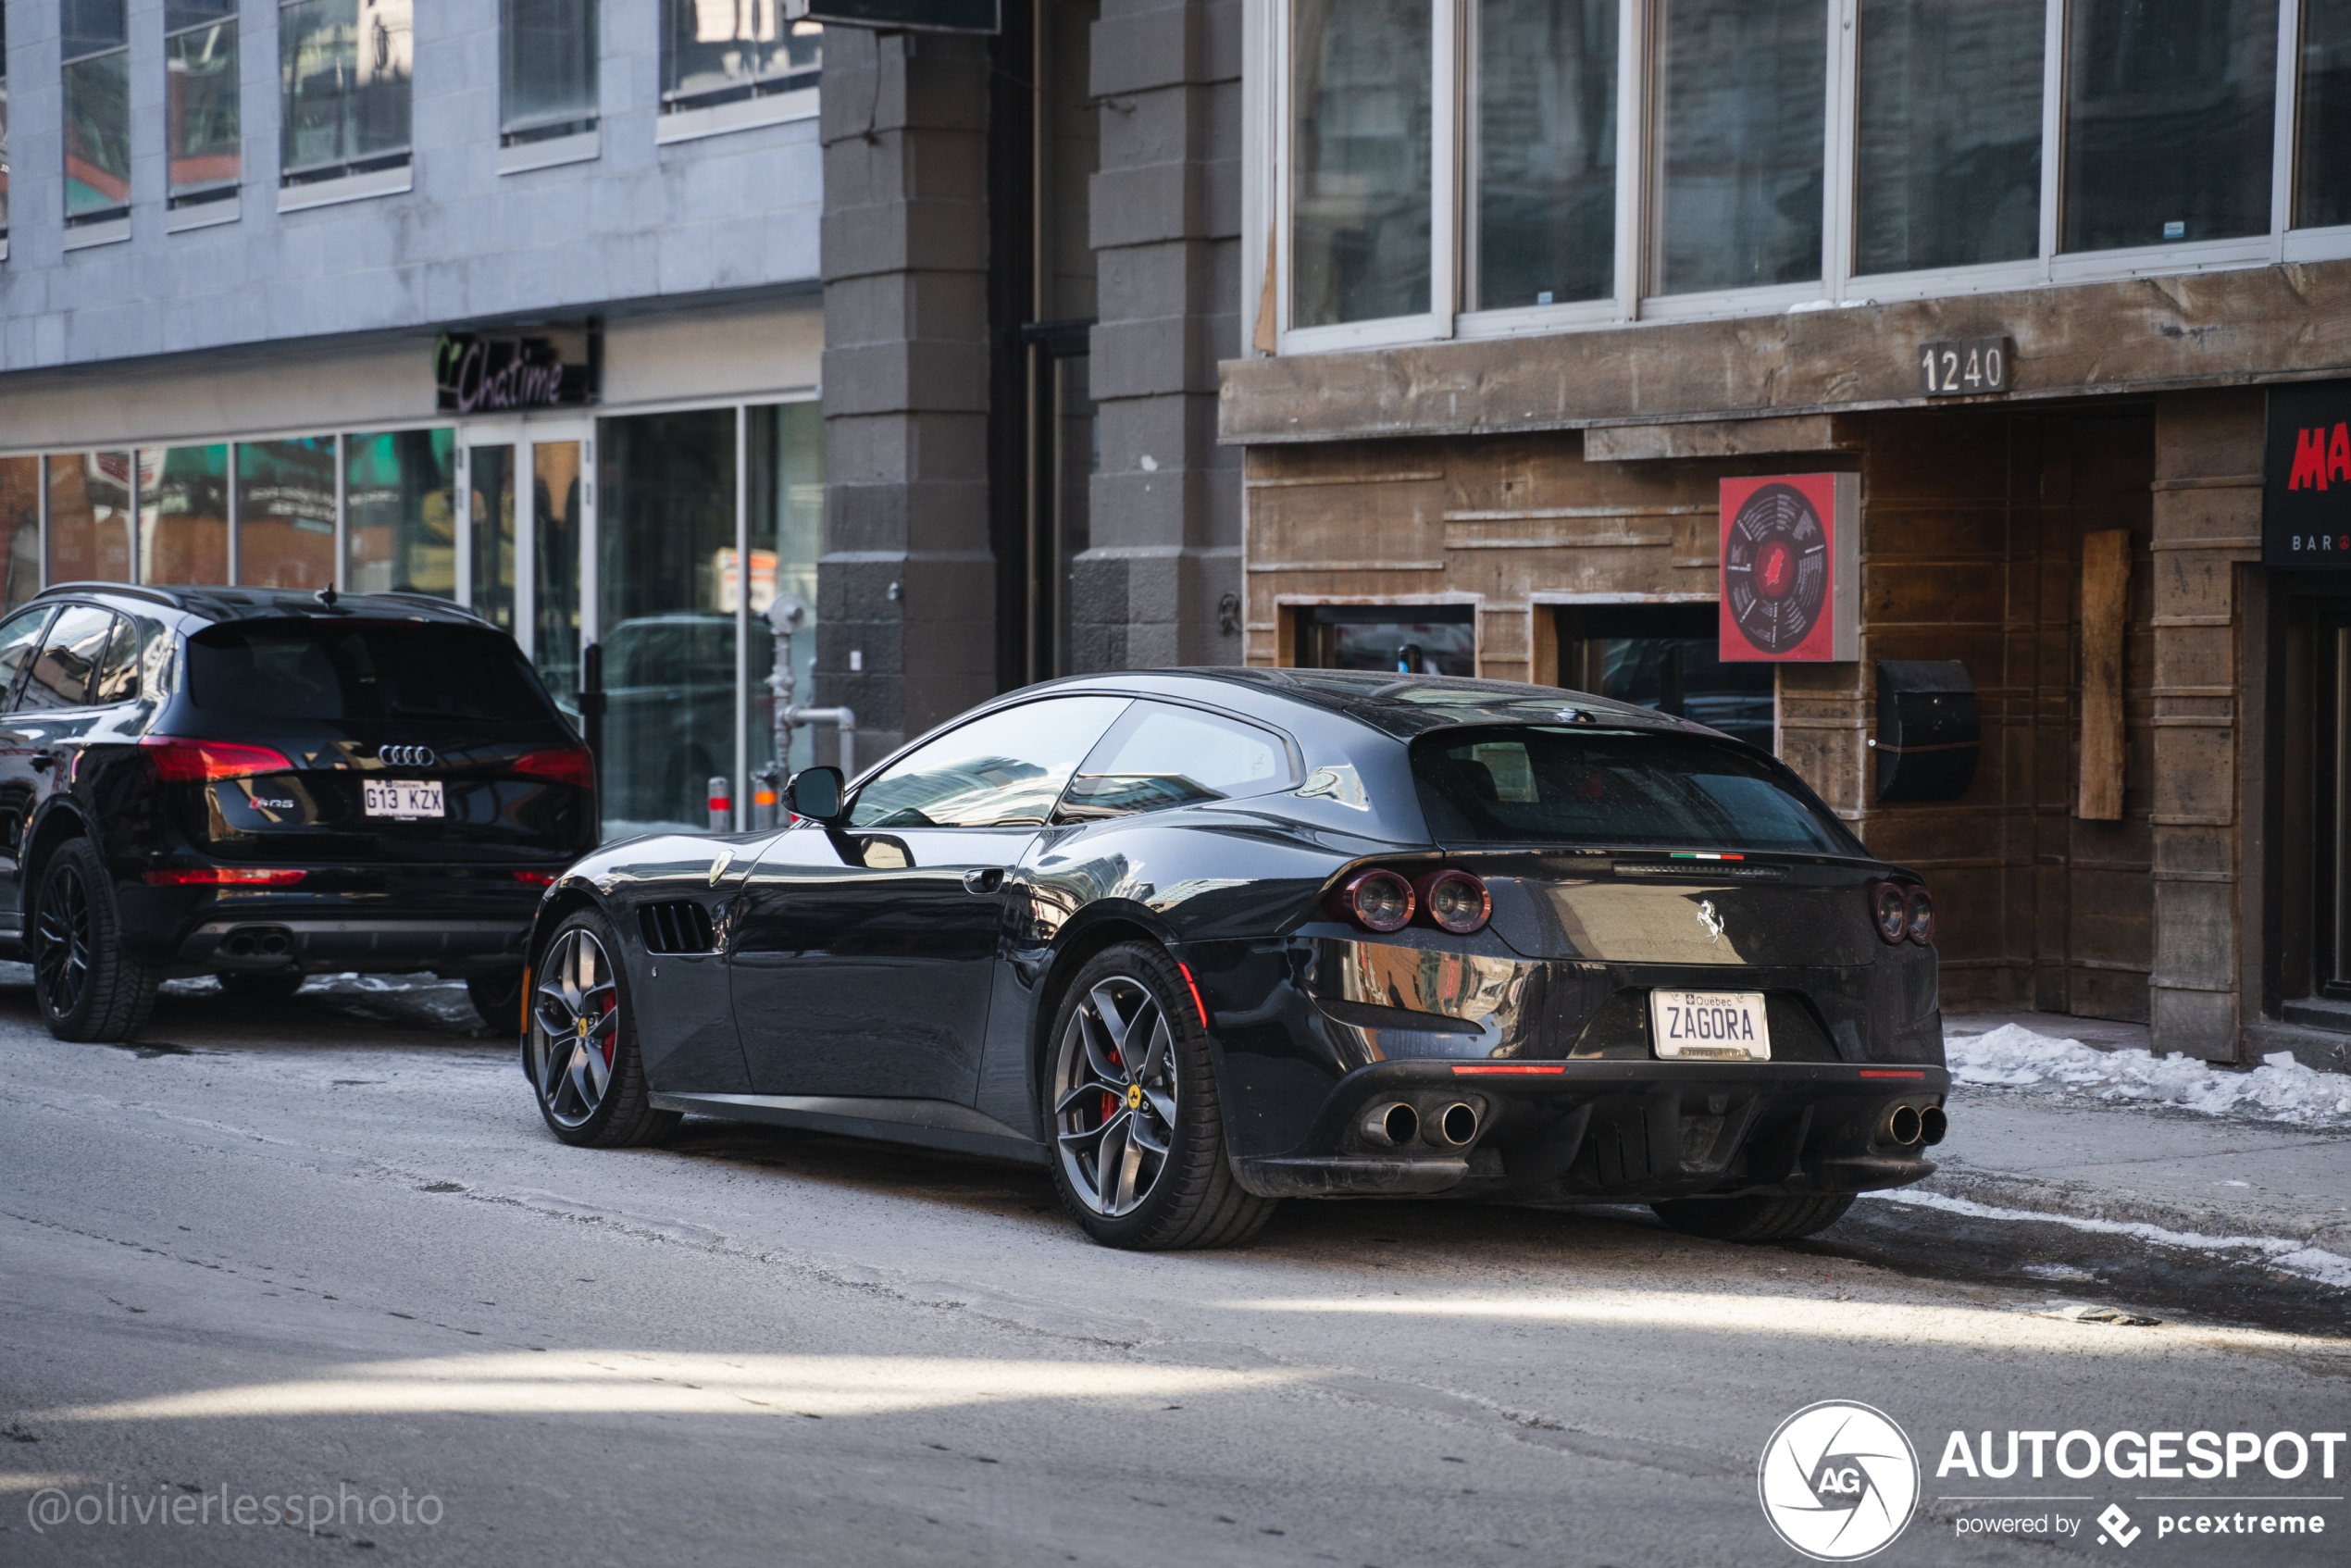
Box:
xmin=142 ymin=737 xmax=296 ymax=783
xmin=1904 ymin=885 xmax=1935 ymax=945
xmin=1329 ymin=869 xmax=1414 ymax=933
xmin=1416 ymin=868 xmax=1491 ymax=934
xmin=513 ymin=746 xmax=595 ymax=790
xmin=1868 ymin=879 xmax=1933 ymax=946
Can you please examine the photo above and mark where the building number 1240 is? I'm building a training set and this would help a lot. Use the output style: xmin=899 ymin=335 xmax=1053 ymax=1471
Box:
xmin=1918 ymin=336 xmax=2011 ymax=396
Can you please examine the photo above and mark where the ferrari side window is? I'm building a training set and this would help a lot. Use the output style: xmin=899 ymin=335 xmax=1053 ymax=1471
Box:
xmin=848 ymin=695 xmax=1131 ymax=829
xmin=1058 ymin=702 xmax=1294 ymax=821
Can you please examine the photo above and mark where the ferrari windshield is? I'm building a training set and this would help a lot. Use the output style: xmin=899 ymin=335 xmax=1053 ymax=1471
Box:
xmin=1412 ymin=726 xmax=1860 ymax=854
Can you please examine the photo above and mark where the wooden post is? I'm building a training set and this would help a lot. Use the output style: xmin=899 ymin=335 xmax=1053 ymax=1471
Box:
xmin=2077 ymin=529 xmax=2130 ymax=819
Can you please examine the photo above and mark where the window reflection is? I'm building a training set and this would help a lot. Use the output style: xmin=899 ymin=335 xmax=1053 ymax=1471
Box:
xmin=235 ymin=438 xmax=337 ymax=591
xmin=47 ymin=454 xmax=135 ymax=585
xmin=661 ymin=0 xmax=821 ymax=111
xmin=0 ymin=458 xmax=42 ymax=610
xmin=280 ymin=0 xmax=413 ymax=182
xmin=345 ymin=429 xmax=455 ymax=596
xmin=1557 ymin=604 xmax=1775 ymax=753
xmin=168 ymin=3 xmax=240 ymax=205
xmin=503 ymin=0 xmax=599 ymax=141
xmin=2299 ymin=0 xmax=2351 ymax=230
xmin=467 ymin=444 xmax=516 ymax=631
xmin=746 ymin=403 xmax=825 ymax=782
xmin=64 ymin=54 xmax=131 ymax=224
xmin=1297 ymin=604 xmax=1476 ymax=676
xmin=532 ymin=440 xmax=584 ymax=704
xmin=1291 ymin=0 xmax=1433 ymax=327
xmin=2062 ymin=0 xmax=2275 ymax=251
xmin=1472 ymin=0 xmax=1616 ymax=310
xmin=138 ymin=445 xmax=231 ymax=584
xmin=1654 ymin=0 xmax=1824 ymax=294
xmin=1855 ymin=0 xmax=2041 ymax=274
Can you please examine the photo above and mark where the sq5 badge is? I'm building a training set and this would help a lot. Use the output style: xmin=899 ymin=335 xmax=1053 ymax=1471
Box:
xmin=1758 ymin=1400 xmax=1920 ymax=1561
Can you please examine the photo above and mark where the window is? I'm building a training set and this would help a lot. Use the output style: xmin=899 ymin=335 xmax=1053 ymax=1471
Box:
xmin=504 ymin=0 xmax=598 ymax=143
xmin=187 ymin=622 xmax=556 ymax=721
xmin=168 ymin=2 xmax=241 ymax=207
xmin=2063 ymin=0 xmax=2275 ymax=251
xmin=139 ymin=446 xmax=231 ymax=584
xmin=1290 ymin=0 xmax=1434 ymax=327
xmin=745 ymin=401 xmax=825 ymax=780
xmin=2298 ymin=0 xmax=2351 ymax=229
xmin=848 ymin=697 xmax=1133 ymax=829
xmin=0 ymin=459 xmax=42 ymax=609
xmin=1653 ymin=0 xmax=1824 ymax=295
xmin=1555 ymin=604 xmax=1774 ymax=753
xmin=63 ymin=0 xmax=131 ymax=226
xmin=1 ymin=5 xmax=12 ymax=243
xmin=1412 ymin=726 xmax=1858 ymax=852
xmin=236 ymin=438 xmax=337 ymax=590
xmin=1855 ymin=0 xmax=2043 ymax=274
xmin=0 ymin=607 xmax=53 ymax=704
xmin=662 ymin=0 xmax=821 ymax=114
xmin=1470 ymin=0 xmax=1616 ymax=310
xmin=345 ymin=430 xmax=456 ymax=596
xmin=1295 ymin=604 xmax=1476 ymax=676
xmin=1061 ymin=702 xmax=1294 ymax=820
xmin=280 ymin=0 xmax=413 ymax=185
xmin=46 ymin=454 xmax=134 ymax=584
xmin=93 ymin=614 xmax=142 ymax=704
xmin=23 ymin=604 xmax=117 ymax=711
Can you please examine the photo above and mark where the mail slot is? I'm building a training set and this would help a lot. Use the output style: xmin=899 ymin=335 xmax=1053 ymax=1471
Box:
xmin=1872 ymin=660 xmax=1979 ymax=803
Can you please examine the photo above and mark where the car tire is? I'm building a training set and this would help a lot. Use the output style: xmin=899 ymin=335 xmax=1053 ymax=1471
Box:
xmin=1649 ymin=1192 xmax=1857 ymax=1243
xmin=33 ymin=837 xmax=160 ymax=1044
xmin=218 ymin=971 xmax=305 ymax=1002
xmin=527 ymin=908 xmax=679 ymax=1149
xmin=466 ymin=971 xmax=524 ymax=1033
xmin=1043 ymin=941 xmax=1275 ymax=1251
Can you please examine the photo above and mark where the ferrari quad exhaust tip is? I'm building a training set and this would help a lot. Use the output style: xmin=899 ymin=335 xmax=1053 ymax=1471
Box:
xmin=1919 ymin=1105 xmax=1948 ymax=1146
xmin=1362 ymin=1102 xmax=1419 ymax=1147
xmin=1426 ymin=1101 xmax=1482 ymax=1150
xmin=1883 ymin=1103 xmax=1924 ymax=1147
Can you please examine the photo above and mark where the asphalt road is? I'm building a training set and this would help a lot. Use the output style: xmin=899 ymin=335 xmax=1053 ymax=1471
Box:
xmin=2 ymin=975 xmax=2345 ymax=1567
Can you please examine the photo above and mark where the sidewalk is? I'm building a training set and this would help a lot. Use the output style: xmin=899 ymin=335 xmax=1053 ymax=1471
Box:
xmin=1906 ymin=1014 xmax=2351 ymax=1289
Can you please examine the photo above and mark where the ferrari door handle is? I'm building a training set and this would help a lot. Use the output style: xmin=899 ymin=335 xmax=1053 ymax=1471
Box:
xmin=962 ymin=867 xmax=1004 ymax=894
xmin=28 ymin=752 xmax=57 ymax=773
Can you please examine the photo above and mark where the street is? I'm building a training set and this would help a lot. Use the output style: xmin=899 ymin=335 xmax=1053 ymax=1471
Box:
xmin=2 ymin=974 xmax=2345 ymax=1567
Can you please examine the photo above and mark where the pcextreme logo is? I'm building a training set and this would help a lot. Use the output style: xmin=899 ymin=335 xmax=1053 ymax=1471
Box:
xmin=1758 ymin=1401 xmax=1922 ymax=1562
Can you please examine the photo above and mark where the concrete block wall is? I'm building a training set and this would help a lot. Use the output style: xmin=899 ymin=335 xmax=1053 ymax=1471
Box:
xmin=0 ymin=0 xmax=822 ymax=371
xmin=1078 ymin=0 xmax=1245 ymax=670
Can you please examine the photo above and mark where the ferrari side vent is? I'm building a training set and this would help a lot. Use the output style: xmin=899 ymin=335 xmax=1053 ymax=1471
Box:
xmin=640 ymin=901 xmax=715 ymax=954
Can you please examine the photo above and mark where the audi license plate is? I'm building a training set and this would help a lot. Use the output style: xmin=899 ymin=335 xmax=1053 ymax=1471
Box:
xmin=1648 ymin=989 xmax=1771 ymax=1061
xmin=364 ymin=779 xmax=445 ymax=820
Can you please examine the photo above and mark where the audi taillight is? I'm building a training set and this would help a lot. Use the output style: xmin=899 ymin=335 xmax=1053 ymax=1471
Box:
xmin=142 ymin=738 xmax=296 ymax=782
xmin=1905 ymin=885 xmax=1935 ymax=945
xmin=515 ymin=870 xmax=557 ymax=887
xmin=513 ymin=746 xmax=595 ymax=790
xmin=143 ymin=867 xmax=307 ymax=886
xmin=1328 ymin=869 xmax=1414 ymax=933
xmin=1416 ymin=868 xmax=1490 ymax=934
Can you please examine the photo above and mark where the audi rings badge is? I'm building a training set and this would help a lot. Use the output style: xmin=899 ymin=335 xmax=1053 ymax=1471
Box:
xmin=378 ymin=745 xmax=441 ymax=769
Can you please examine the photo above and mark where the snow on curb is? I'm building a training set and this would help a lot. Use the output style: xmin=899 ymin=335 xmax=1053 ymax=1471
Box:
xmin=1864 ymin=1188 xmax=2351 ymax=1292
xmin=1947 ymin=1023 xmax=2351 ymax=1126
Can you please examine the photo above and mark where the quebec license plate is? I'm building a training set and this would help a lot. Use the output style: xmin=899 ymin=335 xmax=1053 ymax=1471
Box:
xmin=363 ymin=779 xmax=445 ymax=819
xmin=1648 ymin=989 xmax=1771 ymax=1061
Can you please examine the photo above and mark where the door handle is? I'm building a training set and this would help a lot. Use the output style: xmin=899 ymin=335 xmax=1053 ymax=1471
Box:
xmin=962 ymin=867 xmax=1004 ymax=895
xmin=29 ymin=752 xmax=57 ymax=774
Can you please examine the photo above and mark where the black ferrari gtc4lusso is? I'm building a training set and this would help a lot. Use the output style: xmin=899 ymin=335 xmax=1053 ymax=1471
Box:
xmin=520 ymin=669 xmax=1948 ymax=1251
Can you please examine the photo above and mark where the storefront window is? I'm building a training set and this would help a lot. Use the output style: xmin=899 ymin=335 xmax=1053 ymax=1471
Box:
xmin=235 ymin=438 xmax=336 ymax=591
xmin=280 ymin=0 xmax=414 ymax=183
xmin=503 ymin=0 xmax=598 ymax=142
xmin=467 ymin=445 xmax=516 ymax=632
xmin=345 ymin=429 xmax=455 ymax=596
xmin=2299 ymin=0 xmax=2351 ymax=229
xmin=1295 ymin=604 xmax=1474 ymax=676
xmin=600 ymin=411 xmax=738 ymax=838
xmin=1556 ymin=604 xmax=1774 ymax=752
xmin=531 ymin=439 xmax=585 ymax=704
xmin=746 ymin=402 xmax=825 ymax=783
xmin=2062 ymin=0 xmax=2275 ymax=252
xmin=1471 ymin=0 xmax=1615 ymax=310
xmin=1653 ymin=0 xmax=1825 ymax=295
xmin=138 ymin=445 xmax=230 ymax=584
xmin=63 ymin=1 xmax=131 ymax=225
xmin=167 ymin=2 xmax=240 ymax=206
xmin=661 ymin=0 xmax=820 ymax=112
xmin=46 ymin=454 xmax=134 ymax=585
xmin=1855 ymin=0 xmax=2042 ymax=274
xmin=0 ymin=457 xmax=42 ymax=609
xmin=1291 ymin=0 xmax=1433 ymax=328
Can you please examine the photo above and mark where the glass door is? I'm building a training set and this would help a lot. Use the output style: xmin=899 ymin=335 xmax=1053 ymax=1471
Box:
xmin=457 ymin=418 xmax=594 ymax=713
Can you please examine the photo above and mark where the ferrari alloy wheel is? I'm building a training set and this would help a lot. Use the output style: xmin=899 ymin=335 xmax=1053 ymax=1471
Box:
xmin=529 ymin=911 xmax=678 ymax=1148
xmin=34 ymin=838 xmax=159 ymax=1043
xmin=1045 ymin=942 xmax=1275 ymax=1251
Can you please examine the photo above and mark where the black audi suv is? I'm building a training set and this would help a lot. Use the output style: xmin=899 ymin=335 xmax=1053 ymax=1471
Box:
xmin=0 ymin=584 xmax=595 ymax=1041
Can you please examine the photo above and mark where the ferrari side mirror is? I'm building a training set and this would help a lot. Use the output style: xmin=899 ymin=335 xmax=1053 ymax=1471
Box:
xmin=784 ymin=765 xmax=844 ymax=823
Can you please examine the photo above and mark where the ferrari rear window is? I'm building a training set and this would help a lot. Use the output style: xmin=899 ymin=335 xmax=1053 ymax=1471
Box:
xmin=1412 ymin=726 xmax=1860 ymax=854
xmin=187 ymin=621 xmax=557 ymax=722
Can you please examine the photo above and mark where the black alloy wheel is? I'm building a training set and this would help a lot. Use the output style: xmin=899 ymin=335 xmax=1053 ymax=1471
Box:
xmin=34 ymin=838 xmax=160 ymax=1043
xmin=466 ymin=970 xmax=525 ymax=1034
xmin=529 ymin=910 xmax=678 ymax=1148
xmin=1650 ymin=1192 xmax=1857 ymax=1243
xmin=1044 ymin=941 xmax=1274 ymax=1251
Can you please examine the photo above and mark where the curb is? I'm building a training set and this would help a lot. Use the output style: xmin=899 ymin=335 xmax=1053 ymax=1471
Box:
xmin=1917 ymin=1164 xmax=2351 ymax=1272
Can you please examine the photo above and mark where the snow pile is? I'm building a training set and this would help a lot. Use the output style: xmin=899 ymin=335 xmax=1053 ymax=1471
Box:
xmin=1947 ymin=1024 xmax=2351 ymax=1126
